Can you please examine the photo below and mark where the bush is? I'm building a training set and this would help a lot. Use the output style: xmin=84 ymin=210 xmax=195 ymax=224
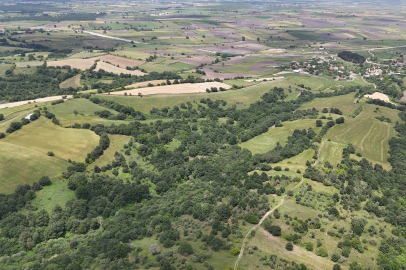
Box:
xmin=245 ymin=214 xmax=259 ymax=224
xmin=274 ymin=166 xmax=282 ymax=171
xmin=285 ymin=242 xmax=293 ymax=251
xmin=316 ymin=247 xmax=328 ymax=257
xmin=0 ymin=133 xmax=5 ymax=139
xmin=47 ymin=151 xmax=54 ymax=156
xmin=39 ymin=176 xmax=52 ymax=186
xmin=229 ymin=247 xmax=240 ymax=256
xmin=149 ymin=244 xmax=161 ymax=255
xmin=331 ymin=253 xmax=340 ymax=262
xmin=178 ymin=242 xmax=194 ymax=255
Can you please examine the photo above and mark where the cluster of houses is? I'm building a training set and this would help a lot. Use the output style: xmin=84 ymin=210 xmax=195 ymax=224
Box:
xmin=285 ymin=54 xmax=404 ymax=81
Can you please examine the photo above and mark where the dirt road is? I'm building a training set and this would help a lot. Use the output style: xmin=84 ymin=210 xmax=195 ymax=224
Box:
xmin=0 ymin=95 xmax=72 ymax=109
xmin=234 ymin=175 xmax=304 ymax=270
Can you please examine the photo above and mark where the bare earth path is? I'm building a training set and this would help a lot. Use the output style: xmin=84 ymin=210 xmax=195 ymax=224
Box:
xmin=360 ymin=121 xmax=376 ymax=151
xmin=234 ymin=175 xmax=304 ymax=270
xmin=0 ymin=95 xmax=72 ymax=109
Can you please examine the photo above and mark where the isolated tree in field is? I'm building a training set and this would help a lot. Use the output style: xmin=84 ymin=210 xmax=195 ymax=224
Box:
xmin=149 ymin=244 xmax=160 ymax=255
xmin=286 ymin=242 xmax=293 ymax=251
xmin=242 ymin=36 xmax=245 ymax=41
xmin=0 ymin=133 xmax=4 ymax=139
xmin=39 ymin=176 xmax=52 ymax=186
xmin=257 ymin=37 xmax=260 ymax=42
xmin=0 ymin=114 xmax=3 ymax=121
xmin=316 ymin=120 xmax=323 ymax=127
xmin=73 ymin=110 xmax=78 ymax=116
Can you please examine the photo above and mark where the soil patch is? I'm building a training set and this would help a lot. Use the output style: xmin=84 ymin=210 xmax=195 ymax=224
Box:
xmin=95 ymin=61 xmax=145 ymax=75
xmin=364 ymin=92 xmax=394 ymax=104
xmin=108 ymin=82 xmax=231 ymax=96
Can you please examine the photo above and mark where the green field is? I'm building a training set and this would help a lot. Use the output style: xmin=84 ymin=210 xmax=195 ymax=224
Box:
xmin=240 ymin=119 xmax=322 ymax=155
xmin=98 ymin=80 xmax=292 ymax=114
xmin=3 ymin=117 xmax=99 ymax=161
xmin=0 ymin=141 xmax=69 ymax=194
xmin=48 ymin=98 xmax=116 ymax=126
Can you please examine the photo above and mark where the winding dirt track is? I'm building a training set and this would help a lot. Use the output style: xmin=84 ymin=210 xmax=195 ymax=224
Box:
xmin=234 ymin=175 xmax=304 ymax=270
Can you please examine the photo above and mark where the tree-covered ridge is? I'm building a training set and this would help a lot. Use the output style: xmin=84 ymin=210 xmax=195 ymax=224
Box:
xmin=0 ymin=64 xmax=80 ymax=102
xmin=337 ymin=51 xmax=366 ymax=64
xmin=0 ymin=86 xmax=405 ymax=269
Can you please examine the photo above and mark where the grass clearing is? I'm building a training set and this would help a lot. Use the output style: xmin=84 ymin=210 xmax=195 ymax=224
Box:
xmin=30 ymin=179 xmax=75 ymax=213
xmin=0 ymin=141 xmax=69 ymax=194
xmin=239 ymin=119 xmax=322 ymax=155
xmin=48 ymin=98 xmax=116 ymax=126
xmin=3 ymin=117 xmax=99 ymax=161
xmin=89 ymin=135 xmax=131 ymax=170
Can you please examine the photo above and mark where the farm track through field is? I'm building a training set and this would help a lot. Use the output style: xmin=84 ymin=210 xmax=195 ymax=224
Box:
xmin=234 ymin=175 xmax=304 ymax=270
xmin=360 ymin=121 xmax=376 ymax=151
xmin=381 ymin=124 xmax=391 ymax=161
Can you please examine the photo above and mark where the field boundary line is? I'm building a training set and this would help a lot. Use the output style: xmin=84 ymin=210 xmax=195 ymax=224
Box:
xmin=360 ymin=121 xmax=376 ymax=151
xmin=234 ymin=175 xmax=304 ymax=270
xmin=381 ymin=124 xmax=391 ymax=161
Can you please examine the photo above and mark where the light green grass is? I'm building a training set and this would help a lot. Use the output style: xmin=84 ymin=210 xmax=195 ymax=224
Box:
xmin=3 ymin=117 xmax=99 ymax=161
xmin=30 ymin=179 xmax=75 ymax=213
xmin=48 ymin=98 xmax=116 ymax=126
xmin=300 ymin=93 xmax=359 ymax=116
xmin=89 ymin=134 xmax=131 ymax=170
xmin=98 ymin=81 xmax=290 ymax=114
xmin=239 ymin=119 xmax=322 ymax=155
xmin=0 ymin=141 xmax=69 ymax=194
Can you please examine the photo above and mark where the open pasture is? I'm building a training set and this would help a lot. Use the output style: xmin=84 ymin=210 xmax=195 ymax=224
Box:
xmin=0 ymin=141 xmax=69 ymax=194
xmin=239 ymin=119 xmax=322 ymax=155
xmin=47 ymin=98 xmax=116 ymax=126
xmin=3 ymin=117 xmax=100 ymax=161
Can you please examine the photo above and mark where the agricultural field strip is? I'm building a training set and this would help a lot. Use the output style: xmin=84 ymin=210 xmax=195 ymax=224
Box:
xmin=46 ymin=28 xmax=147 ymax=44
xmin=360 ymin=121 xmax=376 ymax=151
xmin=235 ymin=175 xmax=304 ymax=270
xmin=381 ymin=124 xmax=391 ymax=161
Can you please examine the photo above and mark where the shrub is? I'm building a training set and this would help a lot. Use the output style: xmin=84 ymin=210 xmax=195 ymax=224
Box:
xmin=178 ymin=242 xmax=194 ymax=255
xmin=39 ymin=176 xmax=52 ymax=186
xmin=316 ymin=247 xmax=328 ymax=257
xmin=245 ymin=214 xmax=259 ymax=224
xmin=47 ymin=151 xmax=54 ymax=156
xmin=285 ymin=242 xmax=293 ymax=251
xmin=331 ymin=253 xmax=340 ymax=262
xmin=0 ymin=133 xmax=5 ymax=139
xmin=229 ymin=247 xmax=240 ymax=256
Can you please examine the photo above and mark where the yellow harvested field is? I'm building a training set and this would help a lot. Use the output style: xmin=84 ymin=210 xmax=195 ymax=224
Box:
xmin=95 ymin=61 xmax=145 ymax=75
xmin=47 ymin=59 xmax=95 ymax=70
xmin=245 ymin=77 xmax=284 ymax=82
xmin=107 ymin=82 xmax=231 ymax=96
xmin=89 ymin=54 xmax=144 ymax=67
xmin=125 ymin=80 xmax=169 ymax=89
